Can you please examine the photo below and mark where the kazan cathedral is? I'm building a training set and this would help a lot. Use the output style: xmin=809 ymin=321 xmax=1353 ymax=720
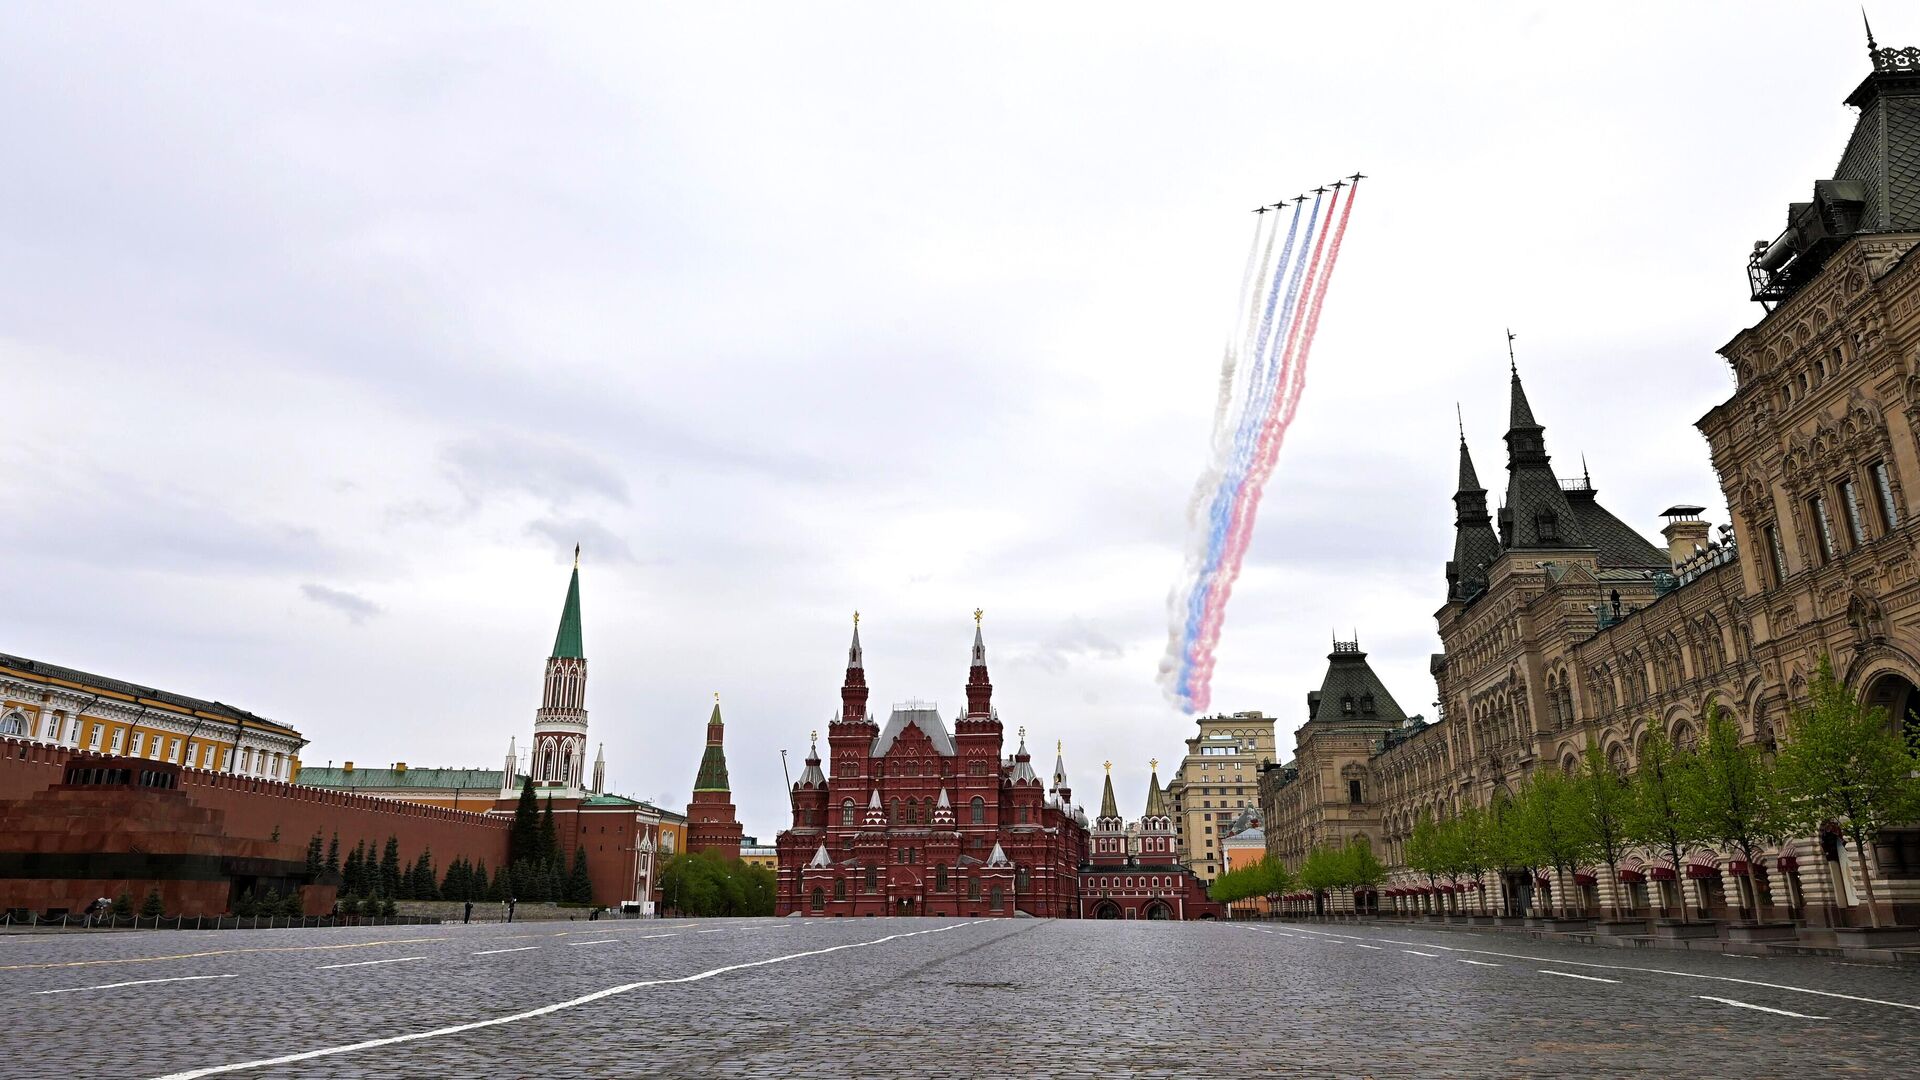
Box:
xmin=774 ymin=617 xmax=1218 ymax=918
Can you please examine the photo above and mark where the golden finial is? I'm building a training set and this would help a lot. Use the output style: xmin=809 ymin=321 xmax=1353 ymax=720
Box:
xmin=1103 ymin=760 xmax=1112 ymax=774
xmin=1056 ymin=739 xmax=1062 ymax=756
xmin=853 ymin=610 xmax=860 ymax=626
xmin=574 ymin=543 xmax=580 ymax=568
xmin=1150 ymin=758 xmax=1159 ymax=771
xmin=810 ymin=729 xmax=818 ymax=744
xmin=973 ymin=607 xmax=984 ymax=626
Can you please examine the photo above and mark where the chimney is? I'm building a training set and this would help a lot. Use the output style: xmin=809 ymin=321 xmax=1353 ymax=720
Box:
xmin=1659 ymin=506 xmax=1711 ymax=570
xmin=343 ymin=761 xmax=354 ymax=774
xmin=394 ymin=762 xmax=407 ymax=775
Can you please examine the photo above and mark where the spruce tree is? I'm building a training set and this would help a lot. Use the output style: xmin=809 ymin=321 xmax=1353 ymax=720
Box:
xmin=509 ymin=776 xmax=540 ymax=866
xmin=380 ymin=836 xmax=403 ymax=898
xmin=325 ymin=832 xmax=340 ymax=877
xmin=344 ymin=842 xmax=365 ymax=895
xmin=305 ymin=833 xmax=324 ymax=875
xmin=472 ymin=860 xmax=490 ymax=901
xmin=539 ymin=798 xmax=559 ymax=864
xmin=568 ymin=845 xmax=594 ymax=904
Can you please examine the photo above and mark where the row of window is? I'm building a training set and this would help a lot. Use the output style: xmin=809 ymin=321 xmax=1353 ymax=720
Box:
xmin=838 ymin=796 xmax=988 ymax=825
xmin=1768 ymin=461 xmax=1900 ymax=582
xmin=12 ymin=711 xmax=289 ymax=779
xmin=808 ymin=883 xmax=1008 ymax=911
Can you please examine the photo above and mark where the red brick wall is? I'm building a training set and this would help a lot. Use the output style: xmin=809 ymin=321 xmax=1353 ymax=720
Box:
xmin=0 ymin=737 xmax=510 ymax=875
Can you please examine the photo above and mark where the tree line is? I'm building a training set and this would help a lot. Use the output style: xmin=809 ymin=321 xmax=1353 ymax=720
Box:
xmin=1403 ymin=659 xmax=1920 ymax=926
xmin=1209 ymin=836 xmax=1387 ymax=911
xmin=302 ymin=776 xmax=599 ymax=912
xmin=656 ymin=850 xmax=776 ymax=917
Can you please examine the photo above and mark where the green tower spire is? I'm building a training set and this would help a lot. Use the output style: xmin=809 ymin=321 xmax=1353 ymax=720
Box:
xmin=551 ymin=547 xmax=584 ymax=659
xmin=694 ymin=695 xmax=731 ymax=792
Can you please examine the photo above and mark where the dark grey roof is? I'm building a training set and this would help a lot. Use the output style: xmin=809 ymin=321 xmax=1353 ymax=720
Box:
xmin=1840 ymin=56 xmax=1920 ymax=232
xmin=1500 ymin=371 xmax=1589 ymax=551
xmin=1564 ymin=487 xmax=1669 ymax=569
xmin=0 ymin=651 xmax=300 ymax=739
xmin=1308 ymin=644 xmax=1410 ymax=727
xmin=871 ymin=706 xmax=955 ymax=757
xmin=1449 ymin=438 xmax=1502 ymax=601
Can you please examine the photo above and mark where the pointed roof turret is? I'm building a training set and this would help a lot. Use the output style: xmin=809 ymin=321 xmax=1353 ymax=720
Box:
xmin=863 ymin=788 xmax=887 ymax=828
xmin=1010 ymin=730 xmax=1041 ymax=785
xmin=931 ymin=787 xmax=955 ymax=827
xmin=1499 ymin=362 xmax=1589 ymax=551
xmin=1098 ymin=761 xmax=1119 ymax=820
xmin=839 ymin=612 xmax=871 ymax=726
xmin=986 ymin=841 xmax=1012 ymax=868
xmin=1143 ymin=761 xmax=1167 ymax=819
xmin=796 ymin=729 xmax=826 ymax=789
xmin=964 ymin=609 xmax=993 ymax=719
xmin=1051 ymin=740 xmax=1068 ymax=790
xmin=1448 ymin=427 xmax=1503 ymax=603
xmin=848 ymin=613 xmax=864 ymax=671
xmin=693 ymin=695 xmax=731 ymax=792
xmin=808 ymin=843 xmax=832 ymax=868
xmin=551 ymin=557 xmax=584 ymax=659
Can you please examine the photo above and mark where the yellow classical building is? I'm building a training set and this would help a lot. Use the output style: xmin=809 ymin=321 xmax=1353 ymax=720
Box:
xmin=0 ymin=651 xmax=305 ymax=780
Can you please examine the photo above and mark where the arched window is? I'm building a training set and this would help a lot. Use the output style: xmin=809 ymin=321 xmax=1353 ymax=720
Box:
xmin=935 ymin=864 xmax=949 ymax=891
xmin=970 ymin=796 xmax=986 ymax=824
xmin=833 ymin=877 xmax=846 ymax=900
xmin=810 ymin=887 xmax=824 ymax=912
xmin=841 ymin=799 xmax=856 ymax=826
xmin=1015 ymin=867 xmax=1029 ymax=891
xmin=905 ymin=798 xmax=918 ymax=825
xmin=0 ymin=711 xmax=25 ymax=737
xmin=967 ymin=877 xmax=981 ymax=900
xmin=889 ymin=798 xmax=901 ymax=824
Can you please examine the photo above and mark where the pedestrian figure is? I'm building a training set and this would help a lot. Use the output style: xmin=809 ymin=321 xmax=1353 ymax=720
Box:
xmin=507 ymin=896 xmax=517 ymax=923
xmin=463 ymin=900 xmax=473 ymax=924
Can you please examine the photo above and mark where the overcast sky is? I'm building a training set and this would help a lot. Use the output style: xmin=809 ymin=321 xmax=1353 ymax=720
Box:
xmin=0 ymin=4 xmax=1891 ymax=835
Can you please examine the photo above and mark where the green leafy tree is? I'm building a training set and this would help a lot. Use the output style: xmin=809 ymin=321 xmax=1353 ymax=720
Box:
xmin=1683 ymin=701 xmax=1786 ymax=923
xmin=1623 ymin=725 xmax=1701 ymax=922
xmin=1451 ymin=805 xmax=1495 ymax=913
xmin=1775 ymin=658 xmax=1920 ymax=927
xmin=657 ymin=851 xmax=774 ymax=916
xmin=567 ymin=845 xmax=594 ymax=904
xmin=1574 ymin=741 xmax=1637 ymax=920
xmin=140 ymin=889 xmax=165 ymax=919
xmin=1344 ymin=836 xmax=1386 ymax=910
xmin=1513 ymin=769 xmax=1597 ymax=917
xmin=1485 ymin=792 xmax=1533 ymax=916
xmin=1405 ymin=812 xmax=1444 ymax=909
xmin=1298 ymin=844 xmax=1342 ymax=912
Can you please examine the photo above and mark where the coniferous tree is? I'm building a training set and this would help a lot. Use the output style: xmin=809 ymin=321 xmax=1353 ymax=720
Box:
xmin=111 ymin=891 xmax=134 ymax=919
xmin=539 ymin=799 xmax=559 ymax=865
xmin=472 ymin=860 xmax=490 ymax=902
xmin=140 ymin=888 xmax=166 ymax=919
xmin=487 ymin=861 xmax=508 ymax=901
xmin=509 ymin=776 xmax=540 ymax=866
xmin=567 ymin=845 xmax=594 ymax=904
xmin=442 ymin=857 xmax=467 ymax=901
xmin=380 ymin=836 xmax=403 ymax=898
xmin=325 ymin=832 xmax=341 ymax=878
xmin=305 ymin=833 xmax=325 ymax=876
xmin=234 ymin=889 xmax=257 ymax=917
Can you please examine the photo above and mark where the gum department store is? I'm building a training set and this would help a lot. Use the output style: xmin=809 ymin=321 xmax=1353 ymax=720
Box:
xmin=1260 ymin=40 xmax=1920 ymax=925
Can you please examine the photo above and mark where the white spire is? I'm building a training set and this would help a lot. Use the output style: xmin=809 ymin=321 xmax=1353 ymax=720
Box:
xmin=971 ymin=623 xmax=987 ymax=668
xmin=986 ymin=841 xmax=1011 ymax=867
xmin=848 ymin=615 xmax=864 ymax=670
xmin=808 ymin=843 xmax=832 ymax=868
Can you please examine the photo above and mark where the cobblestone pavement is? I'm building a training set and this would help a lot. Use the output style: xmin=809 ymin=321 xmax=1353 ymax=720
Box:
xmin=3 ymin=916 xmax=1918 ymax=1079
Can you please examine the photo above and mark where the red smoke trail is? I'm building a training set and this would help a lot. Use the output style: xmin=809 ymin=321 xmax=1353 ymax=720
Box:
xmin=1185 ymin=181 xmax=1359 ymax=711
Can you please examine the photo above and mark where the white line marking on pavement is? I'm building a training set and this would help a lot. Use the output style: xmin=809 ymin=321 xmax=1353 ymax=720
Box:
xmin=695 ymin=929 xmax=724 ymax=934
xmin=1698 ymin=995 xmax=1827 ymax=1020
xmin=1456 ymin=959 xmax=1501 ymax=967
xmin=567 ymin=939 xmax=619 ymax=946
xmin=1352 ymin=944 xmax=1382 ymax=949
xmin=472 ymin=947 xmax=540 ymax=956
xmin=1402 ymin=950 xmax=1440 ymax=957
xmin=1277 ymin=926 xmax=1920 ymax=1014
xmin=638 ymin=934 xmax=675 ymax=939
xmin=1539 ymin=970 xmax=1620 ymax=984
xmin=148 ymin=920 xmax=992 ymax=1079
xmin=35 ymin=974 xmax=239 ymax=995
xmin=316 ymin=957 xmax=426 ymax=971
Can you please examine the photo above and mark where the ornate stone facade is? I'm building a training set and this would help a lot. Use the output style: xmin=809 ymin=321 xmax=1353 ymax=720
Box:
xmin=1261 ymin=45 xmax=1920 ymax=924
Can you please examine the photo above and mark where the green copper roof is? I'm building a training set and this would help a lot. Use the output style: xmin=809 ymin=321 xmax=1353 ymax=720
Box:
xmin=694 ymin=744 xmax=731 ymax=792
xmin=299 ymin=767 xmax=503 ymax=790
xmin=1099 ymin=771 xmax=1118 ymax=819
xmin=551 ymin=565 xmax=584 ymax=659
xmin=695 ymin=699 xmax=730 ymax=791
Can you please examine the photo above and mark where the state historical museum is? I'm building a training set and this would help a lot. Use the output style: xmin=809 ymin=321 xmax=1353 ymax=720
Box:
xmin=775 ymin=617 xmax=1091 ymax=917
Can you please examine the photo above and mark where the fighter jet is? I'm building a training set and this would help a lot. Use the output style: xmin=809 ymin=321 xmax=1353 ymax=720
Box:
xmin=1350 ymin=172 xmax=1367 ymax=182
xmin=1330 ymin=179 xmax=1346 ymax=190
xmin=1251 ymin=205 xmax=1271 ymax=214
xmin=1313 ymin=186 xmax=1328 ymax=195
